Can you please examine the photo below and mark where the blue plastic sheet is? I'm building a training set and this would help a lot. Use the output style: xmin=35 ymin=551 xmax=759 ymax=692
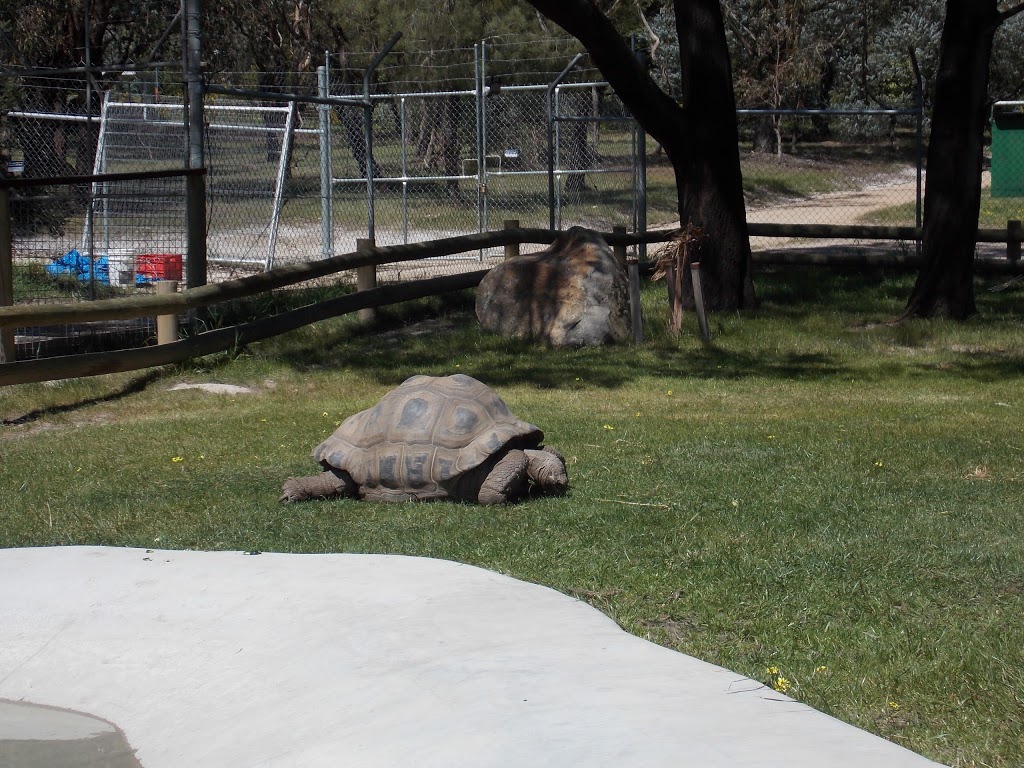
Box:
xmin=46 ymin=249 xmax=110 ymax=284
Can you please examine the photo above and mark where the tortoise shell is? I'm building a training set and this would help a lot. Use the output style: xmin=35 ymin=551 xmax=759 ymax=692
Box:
xmin=313 ymin=374 xmax=544 ymax=501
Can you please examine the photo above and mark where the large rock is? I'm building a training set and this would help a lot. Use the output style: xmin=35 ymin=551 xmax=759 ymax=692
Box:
xmin=475 ymin=226 xmax=630 ymax=347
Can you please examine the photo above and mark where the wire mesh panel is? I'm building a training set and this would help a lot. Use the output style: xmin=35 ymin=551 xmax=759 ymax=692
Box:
xmin=552 ymin=83 xmax=638 ymax=234
xmin=94 ymin=100 xmax=292 ymax=278
xmin=734 ymin=110 xmax=922 ymax=252
xmin=484 ymin=85 xmax=553 ymax=234
xmin=5 ymin=173 xmax=192 ymax=359
xmin=370 ymin=92 xmax=482 ymax=243
xmin=1 ymin=77 xmax=99 ymax=179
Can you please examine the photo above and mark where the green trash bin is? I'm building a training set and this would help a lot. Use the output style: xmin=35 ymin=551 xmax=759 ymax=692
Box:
xmin=992 ymin=101 xmax=1024 ymax=198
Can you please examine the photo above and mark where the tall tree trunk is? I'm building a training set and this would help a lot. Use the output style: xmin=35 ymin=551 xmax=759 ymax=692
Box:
xmin=674 ymin=0 xmax=755 ymax=310
xmin=904 ymin=0 xmax=1000 ymax=319
xmin=524 ymin=0 xmax=755 ymax=310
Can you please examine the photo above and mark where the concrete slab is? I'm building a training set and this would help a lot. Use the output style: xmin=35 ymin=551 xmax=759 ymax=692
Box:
xmin=0 ymin=546 xmax=943 ymax=767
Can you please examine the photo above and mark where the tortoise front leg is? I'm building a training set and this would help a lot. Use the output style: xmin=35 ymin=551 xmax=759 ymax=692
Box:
xmin=477 ymin=449 xmax=529 ymax=505
xmin=280 ymin=467 xmax=357 ymax=503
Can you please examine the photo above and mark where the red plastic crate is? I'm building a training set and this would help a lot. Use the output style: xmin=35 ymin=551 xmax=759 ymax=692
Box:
xmin=136 ymin=253 xmax=183 ymax=282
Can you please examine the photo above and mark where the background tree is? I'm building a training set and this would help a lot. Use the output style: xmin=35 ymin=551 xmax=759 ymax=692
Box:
xmin=1 ymin=0 xmax=177 ymax=177
xmin=722 ymin=0 xmax=824 ymax=154
xmin=524 ymin=0 xmax=755 ymax=310
xmin=904 ymin=0 xmax=1024 ymax=319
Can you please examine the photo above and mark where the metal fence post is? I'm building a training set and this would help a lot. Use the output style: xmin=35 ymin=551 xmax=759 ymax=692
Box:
xmin=911 ymin=49 xmax=924 ymax=261
xmin=479 ymin=41 xmax=490 ymax=239
xmin=185 ymin=0 xmax=207 ymax=288
xmin=186 ymin=170 xmax=207 ymax=290
xmin=547 ymin=54 xmax=584 ymax=231
xmin=0 ymin=186 xmax=14 ymax=363
xmin=356 ymin=237 xmax=377 ymax=323
xmin=475 ymin=42 xmax=484 ymax=248
xmin=265 ymin=100 xmax=296 ymax=271
xmin=364 ymin=32 xmax=402 ymax=242
xmin=1009 ymin=220 xmax=1022 ymax=262
xmin=318 ymin=63 xmax=333 ymax=261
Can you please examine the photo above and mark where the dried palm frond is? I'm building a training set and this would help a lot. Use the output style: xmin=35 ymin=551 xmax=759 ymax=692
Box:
xmin=651 ymin=223 xmax=705 ymax=282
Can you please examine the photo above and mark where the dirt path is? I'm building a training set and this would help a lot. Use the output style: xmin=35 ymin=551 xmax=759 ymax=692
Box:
xmin=746 ymin=168 xmax=920 ymax=227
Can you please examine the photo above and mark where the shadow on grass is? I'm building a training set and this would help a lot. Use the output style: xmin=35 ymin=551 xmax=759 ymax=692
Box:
xmin=260 ymin=285 xmax=852 ymax=388
xmin=2 ymin=368 xmax=170 ymax=426
xmin=257 ymin=266 xmax=1024 ymax=388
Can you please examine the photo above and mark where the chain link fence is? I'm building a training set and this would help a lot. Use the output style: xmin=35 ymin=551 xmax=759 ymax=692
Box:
xmin=7 ymin=38 xmax=980 ymax=362
xmin=732 ymin=109 xmax=924 ymax=255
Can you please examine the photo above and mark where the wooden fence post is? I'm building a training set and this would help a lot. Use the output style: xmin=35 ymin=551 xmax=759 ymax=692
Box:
xmin=690 ymin=262 xmax=710 ymax=343
xmin=356 ymin=238 xmax=377 ymax=322
xmin=627 ymin=257 xmax=643 ymax=343
xmin=0 ymin=186 xmax=14 ymax=363
xmin=1009 ymin=220 xmax=1022 ymax=263
xmin=612 ymin=225 xmax=627 ymax=269
xmin=503 ymin=220 xmax=520 ymax=260
xmin=156 ymin=280 xmax=179 ymax=345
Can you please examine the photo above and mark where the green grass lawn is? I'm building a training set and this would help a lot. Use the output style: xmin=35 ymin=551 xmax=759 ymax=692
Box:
xmin=2 ymin=268 xmax=1023 ymax=766
xmin=864 ymin=193 xmax=1024 ymax=228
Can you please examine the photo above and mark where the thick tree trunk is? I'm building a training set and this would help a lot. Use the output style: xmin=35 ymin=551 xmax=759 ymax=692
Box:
xmin=524 ymin=0 xmax=755 ymax=310
xmin=674 ymin=0 xmax=755 ymax=310
xmin=904 ymin=0 xmax=999 ymax=319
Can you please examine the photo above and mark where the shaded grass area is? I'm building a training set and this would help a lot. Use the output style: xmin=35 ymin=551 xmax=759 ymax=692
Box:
xmin=2 ymin=268 xmax=1024 ymax=766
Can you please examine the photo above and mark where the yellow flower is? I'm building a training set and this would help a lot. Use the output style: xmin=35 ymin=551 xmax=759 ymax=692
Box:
xmin=172 ymin=456 xmax=184 ymax=463
xmin=667 ymin=389 xmax=673 ymax=396
xmin=603 ymin=424 xmax=614 ymax=430
xmin=888 ymin=701 xmax=901 ymax=710
xmin=815 ymin=665 xmax=828 ymax=673
xmin=772 ymin=677 xmax=791 ymax=693
xmin=322 ymin=412 xmax=329 ymax=418
xmin=767 ymin=435 xmax=775 ymax=440
xmin=874 ymin=460 xmax=884 ymax=467
xmin=765 ymin=665 xmax=779 ymax=675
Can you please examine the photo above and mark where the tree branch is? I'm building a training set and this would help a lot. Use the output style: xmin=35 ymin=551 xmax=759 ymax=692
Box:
xmin=998 ymin=2 xmax=1024 ymax=22
xmin=522 ymin=0 xmax=682 ymax=149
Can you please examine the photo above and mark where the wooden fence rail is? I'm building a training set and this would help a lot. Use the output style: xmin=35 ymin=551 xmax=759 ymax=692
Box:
xmin=0 ymin=270 xmax=489 ymax=387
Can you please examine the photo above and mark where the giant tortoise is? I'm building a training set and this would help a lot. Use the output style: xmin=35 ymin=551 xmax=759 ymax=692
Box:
xmin=280 ymin=374 xmax=568 ymax=504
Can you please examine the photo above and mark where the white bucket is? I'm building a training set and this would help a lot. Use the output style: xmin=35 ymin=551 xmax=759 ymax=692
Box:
xmin=107 ymin=250 xmax=135 ymax=287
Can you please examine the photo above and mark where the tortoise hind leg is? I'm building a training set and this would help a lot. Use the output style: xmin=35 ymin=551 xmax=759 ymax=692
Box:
xmin=280 ymin=468 xmax=357 ymax=503
xmin=477 ymin=449 xmax=529 ymax=505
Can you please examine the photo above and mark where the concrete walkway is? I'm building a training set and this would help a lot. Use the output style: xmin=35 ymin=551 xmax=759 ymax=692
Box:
xmin=0 ymin=547 xmax=943 ymax=767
